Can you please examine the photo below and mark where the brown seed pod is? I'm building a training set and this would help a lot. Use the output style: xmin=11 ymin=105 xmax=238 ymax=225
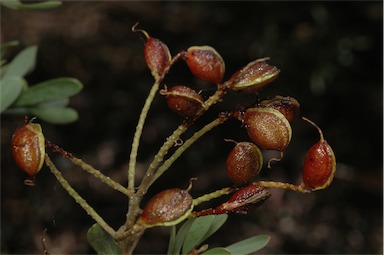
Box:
xmin=133 ymin=24 xmax=171 ymax=80
xmin=258 ymin=96 xmax=300 ymax=122
xmin=184 ymin=46 xmax=225 ymax=84
xmin=227 ymin=57 xmax=280 ymax=93
xmin=226 ymin=141 xmax=263 ymax=187
xmin=160 ymin=85 xmax=205 ymax=118
xmin=11 ymin=122 xmax=45 ymax=177
xmin=302 ymin=117 xmax=336 ymax=191
xmin=138 ymin=187 xmax=193 ymax=227
xmin=242 ymin=107 xmax=292 ymax=151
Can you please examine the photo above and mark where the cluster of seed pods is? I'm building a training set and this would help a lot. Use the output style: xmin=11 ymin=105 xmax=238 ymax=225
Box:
xmin=10 ymin=26 xmax=336 ymax=228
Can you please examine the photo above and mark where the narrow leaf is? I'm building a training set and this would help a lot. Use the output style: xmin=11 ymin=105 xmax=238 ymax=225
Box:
xmin=2 ymin=45 xmax=37 ymax=79
xmin=1 ymin=40 xmax=19 ymax=59
xmin=0 ymin=0 xmax=22 ymax=9
xmin=225 ymin=234 xmax=270 ymax=255
xmin=29 ymin=107 xmax=78 ymax=124
xmin=14 ymin=77 xmax=83 ymax=106
xmin=87 ymin=223 xmax=120 ymax=255
xmin=172 ymin=218 xmax=195 ymax=255
xmin=202 ymin=247 xmax=231 ymax=255
xmin=16 ymin=0 xmax=62 ymax=10
xmin=182 ymin=215 xmax=215 ymax=254
xmin=0 ymin=76 xmax=26 ymax=113
xmin=200 ymin=214 xmax=228 ymax=243
xmin=167 ymin=225 xmax=176 ymax=255
xmin=37 ymin=98 xmax=69 ymax=108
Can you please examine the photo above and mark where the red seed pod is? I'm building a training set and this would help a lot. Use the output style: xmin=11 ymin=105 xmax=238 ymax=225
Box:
xmin=241 ymin=107 xmax=292 ymax=151
xmin=144 ymin=37 xmax=171 ymax=79
xmin=227 ymin=57 xmax=280 ymax=93
xmin=226 ymin=141 xmax=263 ymax=187
xmin=160 ymin=85 xmax=205 ymax=118
xmin=258 ymin=96 xmax=300 ymax=122
xmin=138 ymin=188 xmax=193 ymax=227
xmin=184 ymin=46 xmax=225 ymax=84
xmin=133 ymin=24 xmax=171 ymax=80
xmin=302 ymin=117 xmax=336 ymax=191
xmin=11 ymin=122 xmax=45 ymax=177
xmin=193 ymin=184 xmax=271 ymax=216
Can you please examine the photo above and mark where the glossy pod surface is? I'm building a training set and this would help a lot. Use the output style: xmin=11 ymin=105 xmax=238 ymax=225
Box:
xmin=138 ymin=188 xmax=193 ymax=227
xmin=243 ymin=107 xmax=292 ymax=151
xmin=303 ymin=139 xmax=336 ymax=190
xmin=11 ymin=123 xmax=45 ymax=176
xmin=226 ymin=142 xmax=263 ymax=186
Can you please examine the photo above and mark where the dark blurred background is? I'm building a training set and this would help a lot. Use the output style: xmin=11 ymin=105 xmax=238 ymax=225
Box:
xmin=1 ymin=2 xmax=382 ymax=254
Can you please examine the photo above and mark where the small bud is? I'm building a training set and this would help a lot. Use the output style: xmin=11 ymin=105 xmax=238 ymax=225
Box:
xmin=184 ymin=46 xmax=225 ymax=84
xmin=138 ymin=188 xmax=193 ymax=227
xmin=227 ymin=57 xmax=280 ymax=93
xmin=301 ymin=117 xmax=336 ymax=191
xmin=226 ymin=141 xmax=263 ymax=187
xmin=11 ymin=122 xmax=45 ymax=177
xmin=258 ymin=96 xmax=300 ymax=122
xmin=160 ymin=85 xmax=205 ymax=118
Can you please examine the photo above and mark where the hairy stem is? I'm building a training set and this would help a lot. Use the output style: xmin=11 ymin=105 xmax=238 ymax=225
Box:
xmin=255 ymin=181 xmax=311 ymax=193
xmin=67 ymin=156 xmax=132 ymax=197
xmin=150 ymin=113 xmax=230 ymax=186
xmin=45 ymin=154 xmax=116 ymax=237
xmin=193 ymin=187 xmax=234 ymax=207
xmin=128 ymin=79 xmax=161 ymax=193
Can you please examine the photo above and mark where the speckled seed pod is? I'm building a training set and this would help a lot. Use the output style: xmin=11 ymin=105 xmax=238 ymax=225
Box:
xmin=144 ymin=37 xmax=172 ymax=79
xmin=242 ymin=107 xmax=292 ymax=151
xmin=227 ymin=57 xmax=280 ymax=93
xmin=11 ymin=122 xmax=45 ymax=176
xmin=138 ymin=188 xmax=193 ymax=227
xmin=226 ymin=141 xmax=263 ymax=187
xmin=302 ymin=117 xmax=336 ymax=191
xmin=184 ymin=46 xmax=225 ymax=84
xmin=160 ymin=85 xmax=205 ymax=118
xmin=258 ymin=96 xmax=300 ymax=122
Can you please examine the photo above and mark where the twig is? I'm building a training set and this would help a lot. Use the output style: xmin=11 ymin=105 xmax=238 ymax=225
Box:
xmin=45 ymin=154 xmax=116 ymax=237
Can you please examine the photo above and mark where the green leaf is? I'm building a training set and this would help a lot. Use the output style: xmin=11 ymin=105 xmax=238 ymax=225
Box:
xmin=202 ymin=247 xmax=231 ymax=255
xmin=200 ymin=214 xmax=228 ymax=243
xmin=2 ymin=45 xmax=37 ymax=79
xmin=182 ymin=215 xmax=215 ymax=254
xmin=13 ymin=77 xmax=83 ymax=106
xmin=18 ymin=0 xmax=61 ymax=10
xmin=171 ymin=218 xmax=195 ymax=255
xmin=87 ymin=223 xmax=120 ymax=255
xmin=29 ymin=107 xmax=78 ymax=124
xmin=0 ymin=0 xmax=22 ymax=9
xmin=225 ymin=234 xmax=270 ymax=255
xmin=167 ymin=225 xmax=176 ymax=255
xmin=37 ymin=98 xmax=69 ymax=108
xmin=0 ymin=0 xmax=61 ymax=10
xmin=0 ymin=76 xmax=26 ymax=113
xmin=1 ymin=40 xmax=19 ymax=59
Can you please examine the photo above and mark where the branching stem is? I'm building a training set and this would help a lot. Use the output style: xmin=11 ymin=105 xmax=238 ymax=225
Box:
xmin=45 ymin=154 xmax=116 ymax=237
